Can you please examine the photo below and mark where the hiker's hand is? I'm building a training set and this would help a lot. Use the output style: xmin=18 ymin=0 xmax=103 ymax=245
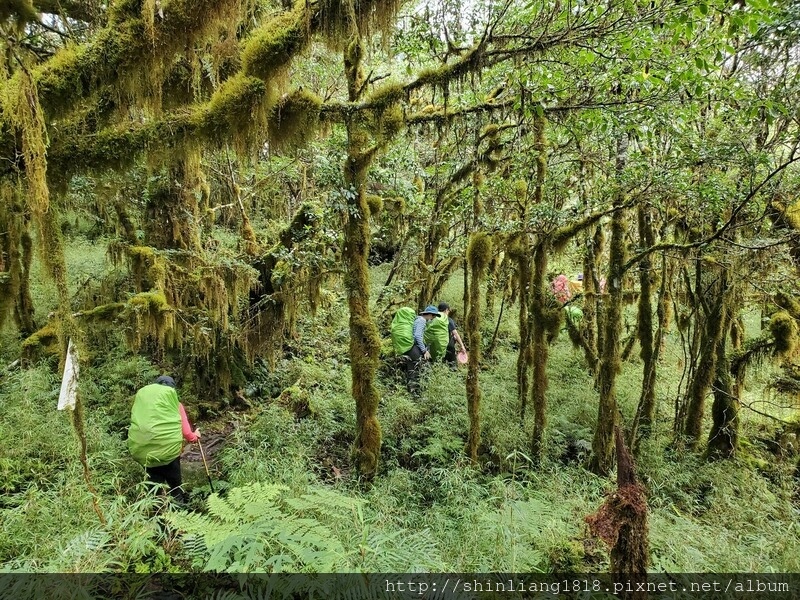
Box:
xmin=424 ymin=351 xmax=431 ymax=360
xmin=194 ymin=428 xmax=201 ymax=439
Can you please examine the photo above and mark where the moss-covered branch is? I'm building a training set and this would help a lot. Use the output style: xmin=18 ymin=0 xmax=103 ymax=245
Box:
xmin=30 ymin=0 xmax=242 ymax=119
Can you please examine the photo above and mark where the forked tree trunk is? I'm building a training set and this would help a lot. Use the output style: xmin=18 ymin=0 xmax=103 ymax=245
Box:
xmin=683 ymin=272 xmax=728 ymax=450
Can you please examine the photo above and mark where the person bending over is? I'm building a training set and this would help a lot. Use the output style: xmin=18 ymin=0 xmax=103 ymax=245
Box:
xmin=128 ymin=375 xmax=200 ymax=501
xmin=405 ymin=305 xmax=440 ymax=395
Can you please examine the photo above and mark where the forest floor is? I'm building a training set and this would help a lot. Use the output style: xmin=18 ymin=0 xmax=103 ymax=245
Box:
xmin=1 ymin=242 xmax=799 ymax=574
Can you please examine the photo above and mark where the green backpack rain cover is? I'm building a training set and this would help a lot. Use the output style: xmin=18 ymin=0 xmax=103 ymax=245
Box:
xmin=128 ymin=383 xmax=183 ymax=467
xmin=424 ymin=314 xmax=450 ymax=360
xmin=390 ymin=307 xmax=416 ymax=354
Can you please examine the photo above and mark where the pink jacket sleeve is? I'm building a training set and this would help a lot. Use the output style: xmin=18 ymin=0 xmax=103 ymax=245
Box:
xmin=179 ymin=403 xmax=198 ymax=443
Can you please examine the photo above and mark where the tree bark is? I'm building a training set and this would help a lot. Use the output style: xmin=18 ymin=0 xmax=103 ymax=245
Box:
xmin=466 ymin=233 xmax=491 ymax=464
xmin=342 ymin=37 xmax=382 ymax=478
xmin=530 ymin=243 xmax=549 ymax=463
xmin=683 ymin=272 xmax=728 ymax=450
xmin=630 ymin=205 xmax=657 ymax=447
xmin=707 ymin=295 xmax=738 ymax=459
xmin=590 ymin=134 xmax=628 ymax=476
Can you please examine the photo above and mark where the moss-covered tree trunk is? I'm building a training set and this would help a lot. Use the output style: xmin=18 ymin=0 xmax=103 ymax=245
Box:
xmin=590 ymin=134 xmax=628 ymax=476
xmin=631 ymin=205 xmax=657 ymax=446
xmin=343 ymin=36 xmax=382 ymax=478
xmin=580 ymin=232 xmax=597 ymax=373
xmin=707 ymin=279 xmax=738 ymax=459
xmin=0 ymin=190 xmax=37 ymax=336
xmin=530 ymin=243 xmax=549 ymax=463
xmin=466 ymin=232 xmax=491 ymax=464
xmin=683 ymin=272 xmax=728 ymax=450
xmin=516 ymin=238 xmax=533 ymax=421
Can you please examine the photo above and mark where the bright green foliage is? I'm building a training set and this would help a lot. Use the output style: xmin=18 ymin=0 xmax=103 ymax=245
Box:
xmin=168 ymin=482 xmax=358 ymax=572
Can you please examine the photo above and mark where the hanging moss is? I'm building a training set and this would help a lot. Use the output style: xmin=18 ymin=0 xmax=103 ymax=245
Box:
xmin=775 ymin=292 xmax=800 ymax=320
xmin=365 ymin=194 xmax=383 ymax=216
xmin=467 ymin=232 xmax=492 ymax=272
xmin=541 ymin=291 xmax=564 ymax=342
xmin=195 ymin=73 xmax=273 ymax=154
xmin=122 ymin=290 xmax=176 ymax=351
xmin=241 ymin=2 xmax=310 ymax=81
xmin=267 ymin=89 xmax=322 ymax=150
xmin=373 ymin=104 xmax=404 ymax=142
xmin=770 ymin=310 xmax=797 ymax=357
xmin=316 ymin=0 xmax=402 ymax=46
xmin=0 ymin=0 xmax=38 ymax=27
xmin=33 ymin=0 xmax=244 ymax=118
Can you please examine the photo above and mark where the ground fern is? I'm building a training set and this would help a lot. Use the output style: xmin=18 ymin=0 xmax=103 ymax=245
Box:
xmin=168 ymin=483 xmax=356 ymax=572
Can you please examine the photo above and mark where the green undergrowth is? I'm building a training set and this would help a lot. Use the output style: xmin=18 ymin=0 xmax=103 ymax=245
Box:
xmin=2 ymin=254 xmax=800 ymax=572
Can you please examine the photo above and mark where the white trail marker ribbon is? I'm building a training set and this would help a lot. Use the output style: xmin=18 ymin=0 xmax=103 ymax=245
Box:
xmin=57 ymin=338 xmax=79 ymax=411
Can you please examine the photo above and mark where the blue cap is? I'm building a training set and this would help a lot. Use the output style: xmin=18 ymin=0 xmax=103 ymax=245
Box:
xmin=156 ymin=375 xmax=176 ymax=388
xmin=420 ymin=305 xmax=440 ymax=316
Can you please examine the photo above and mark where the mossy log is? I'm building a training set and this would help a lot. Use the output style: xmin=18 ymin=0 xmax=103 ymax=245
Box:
xmin=21 ymin=322 xmax=60 ymax=362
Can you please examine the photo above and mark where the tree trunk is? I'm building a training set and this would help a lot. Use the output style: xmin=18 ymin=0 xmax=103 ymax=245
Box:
xmin=707 ymin=299 xmax=738 ymax=459
xmin=145 ymin=157 xmax=203 ymax=251
xmin=631 ymin=205 xmax=657 ymax=447
xmin=530 ymin=243 xmax=549 ymax=464
xmin=590 ymin=134 xmax=628 ymax=476
xmin=586 ymin=427 xmax=648 ymax=596
xmin=609 ymin=427 xmax=648 ymax=589
xmin=343 ymin=36 xmax=382 ymax=478
xmin=466 ymin=233 xmax=491 ymax=464
xmin=516 ymin=242 xmax=533 ymax=421
xmin=580 ymin=228 xmax=601 ymax=376
xmin=683 ymin=272 xmax=728 ymax=450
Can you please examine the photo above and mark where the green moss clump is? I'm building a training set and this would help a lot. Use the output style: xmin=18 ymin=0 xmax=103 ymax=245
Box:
xmin=196 ymin=73 xmax=273 ymax=152
xmin=367 ymin=82 xmax=405 ymax=109
xmin=467 ymin=232 xmax=492 ymax=272
xmin=78 ymin=302 xmax=126 ymax=320
xmin=0 ymin=0 xmax=38 ymax=25
xmin=375 ymin=104 xmax=404 ymax=141
xmin=241 ymin=3 xmax=309 ymax=81
xmin=268 ymin=89 xmax=322 ymax=150
xmin=775 ymin=292 xmax=800 ymax=321
xmin=21 ymin=322 xmax=60 ymax=361
xmin=365 ymin=194 xmax=383 ymax=216
xmin=127 ymin=291 xmax=169 ymax=311
xmin=770 ymin=310 xmax=797 ymax=357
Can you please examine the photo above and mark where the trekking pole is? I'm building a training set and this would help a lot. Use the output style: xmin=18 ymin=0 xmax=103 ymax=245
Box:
xmin=197 ymin=438 xmax=215 ymax=493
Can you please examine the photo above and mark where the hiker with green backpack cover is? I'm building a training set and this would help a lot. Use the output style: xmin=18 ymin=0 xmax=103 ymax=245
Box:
xmin=128 ymin=375 xmax=200 ymax=500
xmin=390 ymin=305 xmax=440 ymax=395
